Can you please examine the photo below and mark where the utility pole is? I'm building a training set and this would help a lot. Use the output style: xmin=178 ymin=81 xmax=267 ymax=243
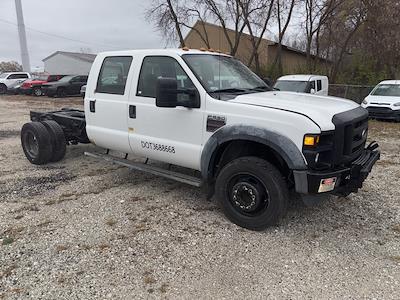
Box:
xmin=15 ymin=0 xmax=31 ymax=72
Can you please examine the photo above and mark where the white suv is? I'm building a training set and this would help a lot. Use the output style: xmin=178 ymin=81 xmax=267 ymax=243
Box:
xmin=0 ymin=72 xmax=31 ymax=94
xmin=362 ymin=80 xmax=400 ymax=121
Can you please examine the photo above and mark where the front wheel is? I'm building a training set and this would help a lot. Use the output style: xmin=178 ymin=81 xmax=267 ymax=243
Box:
xmin=0 ymin=84 xmax=7 ymax=94
xmin=33 ymin=87 xmax=43 ymax=96
xmin=57 ymin=88 xmax=66 ymax=98
xmin=215 ymin=157 xmax=288 ymax=231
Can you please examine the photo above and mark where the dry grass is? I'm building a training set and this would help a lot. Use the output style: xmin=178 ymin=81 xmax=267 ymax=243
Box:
xmin=389 ymin=256 xmax=400 ymax=263
xmin=55 ymin=245 xmax=69 ymax=252
xmin=368 ymin=120 xmax=400 ymax=138
xmin=143 ymin=274 xmax=156 ymax=285
xmin=98 ymin=243 xmax=111 ymax=251
xmin=105 ymin=218 xmax=117 ymax=226
xmin=392 ymin=224 xmax=400 ymax=233
xmin=0 ymin=265 xmax=17 ymax=280
xmin=2 ymin=237 xmax=14 ymax=246
xmin=159 ymin=283 xmax=169 ymax=293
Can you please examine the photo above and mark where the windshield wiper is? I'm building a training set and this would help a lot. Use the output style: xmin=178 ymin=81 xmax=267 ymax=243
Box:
xmin=248 ymin=86 xmax=272 ymax=92
xmin=210 ymin=88 xmax=247 ymax=94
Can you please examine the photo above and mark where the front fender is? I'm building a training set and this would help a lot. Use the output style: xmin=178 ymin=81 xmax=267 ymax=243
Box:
xmin=200 ymin=125 xmax=307 ymax=181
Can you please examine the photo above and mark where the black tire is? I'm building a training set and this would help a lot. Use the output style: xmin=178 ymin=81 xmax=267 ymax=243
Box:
xmin=57 ymin=88 xmax=66 ymax=98
xmin=42 ymin=120 xmax=66 ymax=162
xmin=21 ymin=122 xmax=53 ymax=165
xmin=33 ymin=86 xmax=43 ymax=96
xmin=0 ymin=84 xmax=7 ymax=94
xmin=215 ymin=156 xmax=288 ymax=231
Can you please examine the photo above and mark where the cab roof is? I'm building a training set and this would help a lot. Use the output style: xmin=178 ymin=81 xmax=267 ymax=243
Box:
xmin=378 ymin=80 xmax=399 ymax=85
xmin=97 ymin=48 xmax=232 ymax=58
xmin=277 ymin=74 xmax=328 ymax=81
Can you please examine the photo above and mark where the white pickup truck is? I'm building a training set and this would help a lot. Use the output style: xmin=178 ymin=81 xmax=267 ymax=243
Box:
xmin=20 ymin=49 xmax=380 ymax=230
xmin=274 ymin=74 xmax=329 ymax=96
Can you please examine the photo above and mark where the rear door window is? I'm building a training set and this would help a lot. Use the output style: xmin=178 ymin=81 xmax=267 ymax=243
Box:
xmin=317 ymin=80 xmax=322 ymax=91
xmin=8 ymin=73 xmax=28 ymax=79
xmin=96 ymin=56 xmax=133 ymax=95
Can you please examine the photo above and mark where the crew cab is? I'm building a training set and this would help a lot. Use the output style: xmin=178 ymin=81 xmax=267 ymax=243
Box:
xmin=362 ymin=80 xmax=400 ymax=121
xmin=274 ymin=74 xmax=329 ymax=96
xmin=20 ymin=49 xmax=380 ymax=230
xmin=42 ymin=75 xmax=88 ymax=97
xmin=0 ymin=72 xmax=31 ymax=94
xmin=21 ymin=74 xmax=66 ymax=96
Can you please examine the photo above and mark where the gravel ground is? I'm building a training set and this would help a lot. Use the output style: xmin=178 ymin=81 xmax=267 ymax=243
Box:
xmin=0 ymin=95 xmax=399 ymax=299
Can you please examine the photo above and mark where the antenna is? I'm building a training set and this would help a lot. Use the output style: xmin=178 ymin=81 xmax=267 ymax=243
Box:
xmin=15 ymin=0 xmax=31 ymax=72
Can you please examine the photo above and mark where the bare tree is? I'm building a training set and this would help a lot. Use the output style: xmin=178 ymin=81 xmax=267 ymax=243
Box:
xmin=316 ymin=0 xmax=367 ymax=82
xmin=0 ymin=61 xmax=22 ymax=73
xmin=239 ymin=0 xmax=275 ymax=74
xmin=271 ymin=0 xmax=296 ymax=75
xmin=303 ymin=0 xmax=344 ymax=72
xmin=146 ymin=0 xmax=186 ymax=47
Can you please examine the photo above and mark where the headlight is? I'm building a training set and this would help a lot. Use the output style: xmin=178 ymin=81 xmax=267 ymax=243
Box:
xmin=362 ymin=99 xmax=368 ymax=105
xmin=394 ymin=102 xmax=400 ymax=107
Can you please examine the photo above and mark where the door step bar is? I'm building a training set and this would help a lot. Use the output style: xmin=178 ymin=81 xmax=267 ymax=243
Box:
xmin=84 ymin=151 xmax=203 ymax=187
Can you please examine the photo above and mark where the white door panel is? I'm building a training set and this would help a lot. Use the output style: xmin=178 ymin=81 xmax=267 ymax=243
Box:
xmin=127 ymin=55 xmax=205 ymax=170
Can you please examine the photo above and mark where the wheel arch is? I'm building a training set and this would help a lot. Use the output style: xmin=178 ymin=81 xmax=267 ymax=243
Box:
xmin=200 ymin=125 xmax=307 ymax=183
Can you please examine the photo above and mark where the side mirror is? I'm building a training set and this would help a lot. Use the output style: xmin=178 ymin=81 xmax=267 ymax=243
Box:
xmin=156 ymin=77 xmax=178 ymax=108
xmin=310 ymin=88 xmax=316 ymax=94
xmin=156 ymin=77 xmax=200 ymax=108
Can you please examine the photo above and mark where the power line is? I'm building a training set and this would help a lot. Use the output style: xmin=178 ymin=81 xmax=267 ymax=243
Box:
xmin=0 ymin=18 xmax=122 ymax=49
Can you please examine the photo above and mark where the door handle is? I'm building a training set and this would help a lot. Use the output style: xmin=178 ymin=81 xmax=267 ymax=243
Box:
xmin=89 ymin=100 xmax=96 ymax=112
xmin=129 ymin=105 xmax=136 ymax=119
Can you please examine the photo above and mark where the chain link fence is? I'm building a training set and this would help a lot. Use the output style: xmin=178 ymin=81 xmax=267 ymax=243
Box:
xmin=329 ymin=84 xmax=375 ymax=104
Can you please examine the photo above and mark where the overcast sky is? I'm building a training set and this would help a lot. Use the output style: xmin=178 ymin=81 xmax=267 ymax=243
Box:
xmin=0 ymin=0 xmax=165 ymax=70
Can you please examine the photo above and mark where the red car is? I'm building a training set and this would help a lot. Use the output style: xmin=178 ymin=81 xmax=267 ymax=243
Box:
xmin=20 ymin=74 xmax=67 ymax=96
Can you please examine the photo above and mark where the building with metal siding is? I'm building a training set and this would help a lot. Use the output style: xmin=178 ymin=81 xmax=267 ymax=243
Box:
xmin=43 ymin=51 xmax=96 ymax=75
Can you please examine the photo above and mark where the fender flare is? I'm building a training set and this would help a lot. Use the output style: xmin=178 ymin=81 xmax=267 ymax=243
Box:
xmin=200 ymin=125 xmax=307 ymax=181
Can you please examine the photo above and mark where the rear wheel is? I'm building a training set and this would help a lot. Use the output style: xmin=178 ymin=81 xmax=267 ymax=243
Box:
xmin=42 ymin=120 xmax=66 ymax=162
xmin=33 ymin=86 xmax=43 ymax=96
xmin=21 ymin=122 xmax=53 ymax=165
xmin=0 ymin=84 xmax=7 ymax=94
xmin=215 ymin=156 xmax=288 ymax=231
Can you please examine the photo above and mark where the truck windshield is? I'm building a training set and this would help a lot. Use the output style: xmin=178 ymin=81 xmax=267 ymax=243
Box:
xmin=182 ymin=54 xmax=270 ymax=99
xmin=0 ymin=73 xmax=8 ymax=79
xmin=372 ymin=84 xmax=400 ymax=97
xmin=274 ymin=80 xmax=309 ymax=93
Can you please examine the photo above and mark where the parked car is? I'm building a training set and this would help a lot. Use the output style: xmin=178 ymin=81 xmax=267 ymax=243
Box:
xmin=274 ymin=75 xmax=329 ymax=96
xmin=0 ymin=72 xmax=31 ymax=94
xmin=20 ymin=74 xmax=67 ymax=96
xmin=80 ymin=85 xmax=86 ymax=99
xmin=362 ymin=80 xmax=400 ymax=121
xmin=42 ymin=75 xmax=88 ymax=97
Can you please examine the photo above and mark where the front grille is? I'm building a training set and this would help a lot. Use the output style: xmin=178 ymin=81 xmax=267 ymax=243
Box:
xmin=332 ymin=107 xmax=369 ymax=166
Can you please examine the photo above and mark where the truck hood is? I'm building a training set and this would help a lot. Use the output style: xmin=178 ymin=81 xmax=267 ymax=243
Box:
xmin=230 ymin=91 xmax=360 ymax=130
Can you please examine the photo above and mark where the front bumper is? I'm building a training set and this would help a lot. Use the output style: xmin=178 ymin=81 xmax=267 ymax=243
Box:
xmin=367 ymin=107 xmax=400 ymax=120
xmin=294 ymin=142 xmax=380 ymax=196
xmin=42 ymin=87 xmax=56 ymax=96
xmin=20 ymin=87 xmax=32 ymax=95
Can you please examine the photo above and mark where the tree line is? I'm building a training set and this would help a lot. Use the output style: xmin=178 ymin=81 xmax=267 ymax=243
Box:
xmin=147 ymin=0 xmax=399 ymax=84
